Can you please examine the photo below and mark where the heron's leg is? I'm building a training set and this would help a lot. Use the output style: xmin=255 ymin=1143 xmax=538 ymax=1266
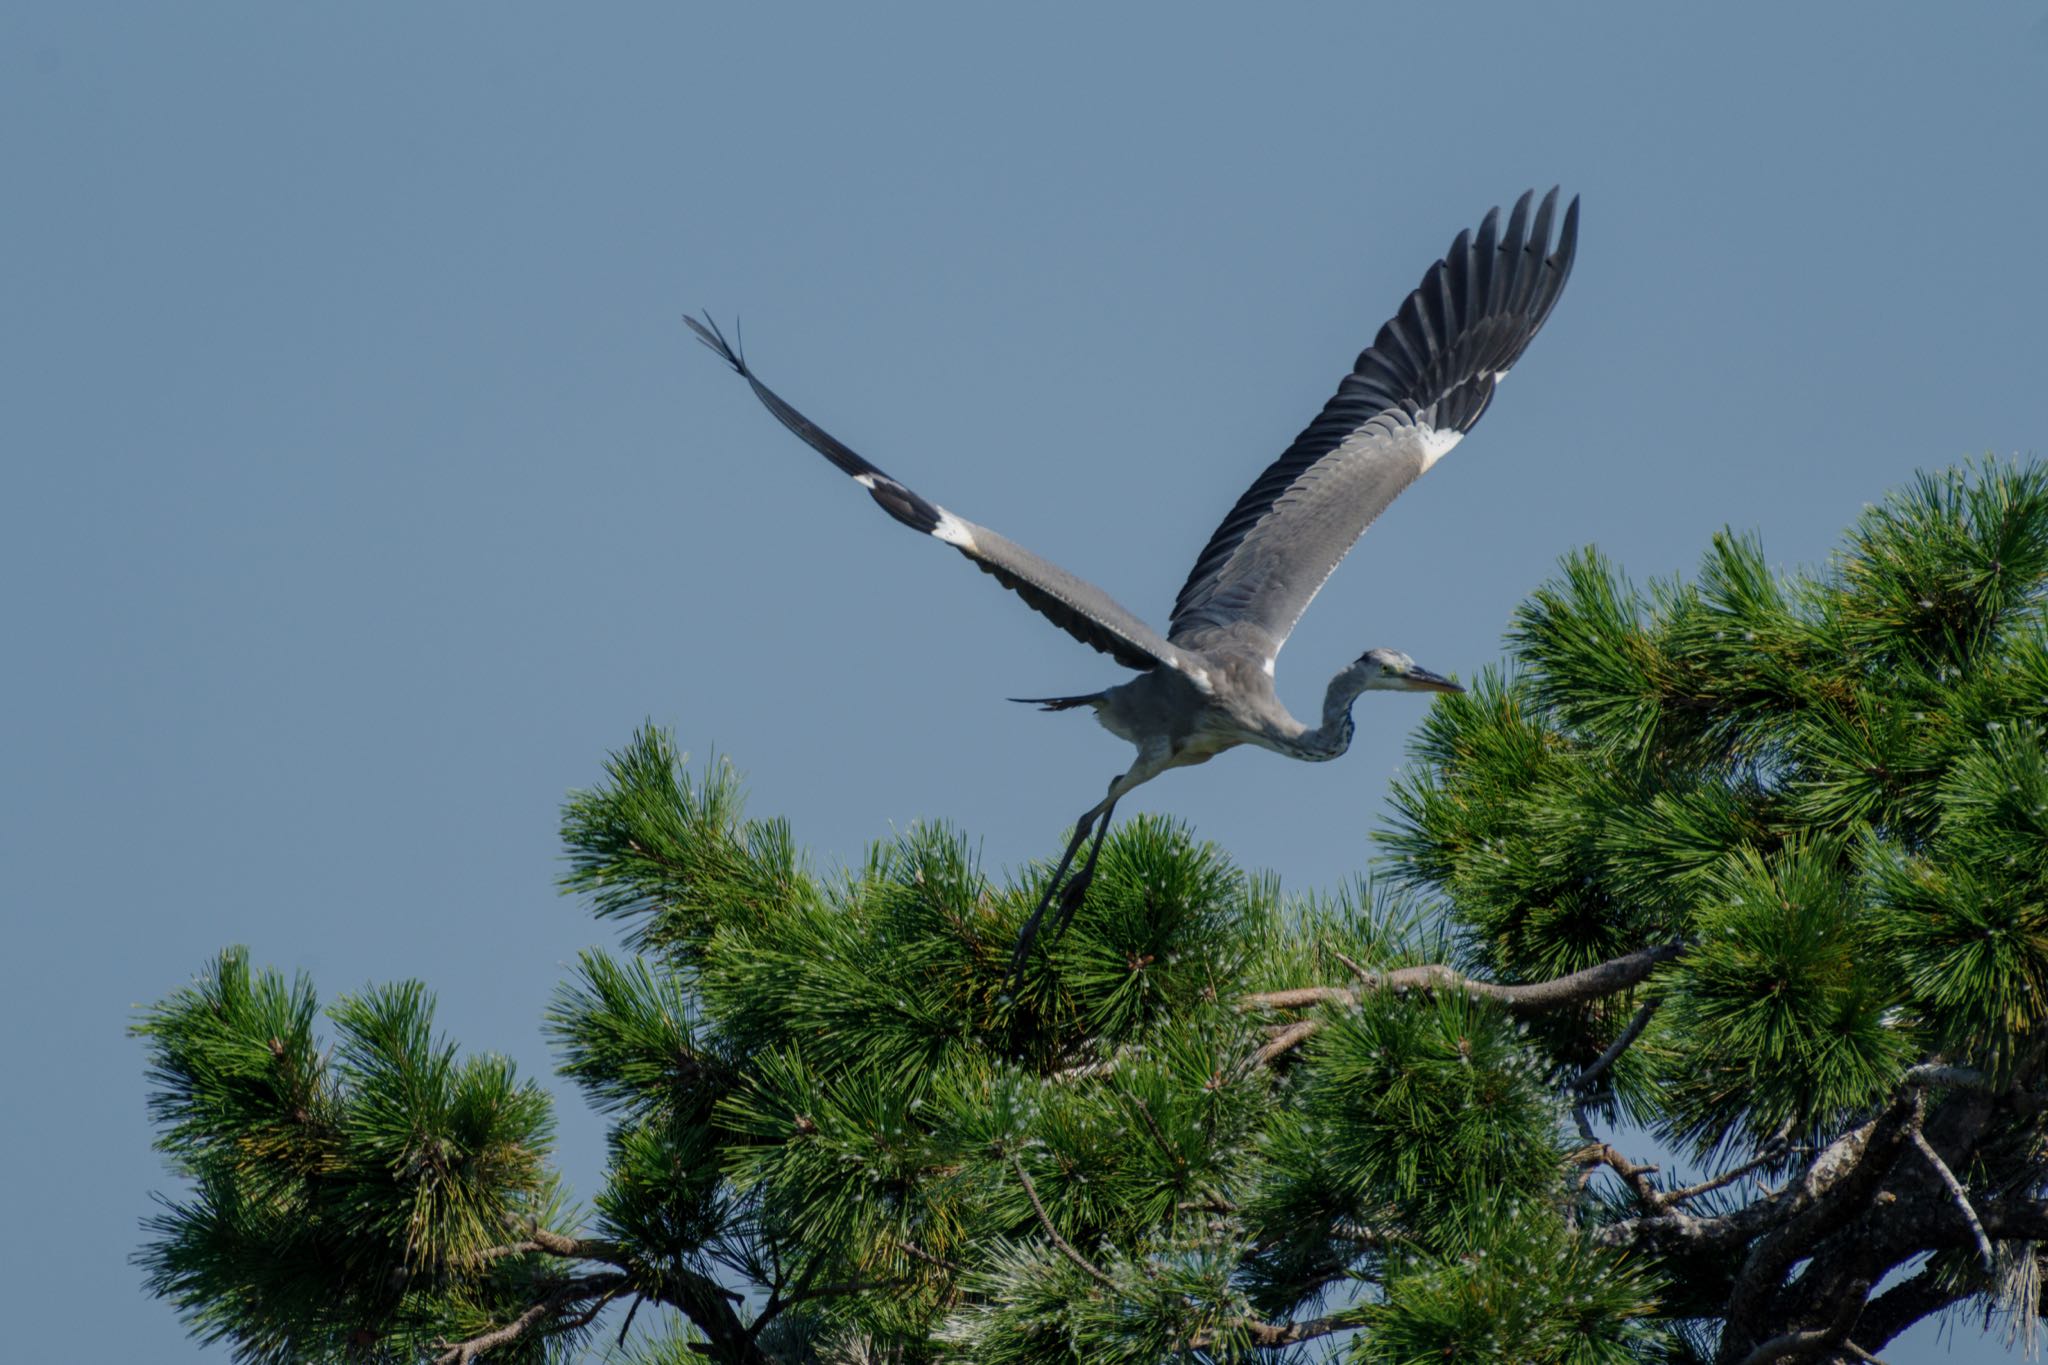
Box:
xmin=1047 ymin=796 xmax=1119 ymax=941
xmin=1008 ymin=778 xmax=1120 ymax=984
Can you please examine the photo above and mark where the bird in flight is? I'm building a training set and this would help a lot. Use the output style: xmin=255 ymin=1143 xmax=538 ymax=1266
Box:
xmin=689 ymin=188 xmax=1578 ymax=982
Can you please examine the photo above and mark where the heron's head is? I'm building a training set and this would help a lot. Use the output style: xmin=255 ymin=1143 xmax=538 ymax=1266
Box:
xmin=1353 ymin=647 xmax=1463 ymax=694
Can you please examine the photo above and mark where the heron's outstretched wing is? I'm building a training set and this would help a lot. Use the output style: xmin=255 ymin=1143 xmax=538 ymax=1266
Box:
xmin=1167 ymin=189 xmax=1579 ymax=662
xmin=689 ymin=317 xmax=1184 ymax=675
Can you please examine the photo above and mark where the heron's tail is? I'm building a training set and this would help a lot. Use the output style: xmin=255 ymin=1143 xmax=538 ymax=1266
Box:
xmin=1008 ymin=693 xmax=1104 ymax=712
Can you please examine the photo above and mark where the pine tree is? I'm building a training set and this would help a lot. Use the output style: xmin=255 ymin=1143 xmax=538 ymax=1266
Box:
xmin=137 ymin=459 xmax=2048 ymax=1363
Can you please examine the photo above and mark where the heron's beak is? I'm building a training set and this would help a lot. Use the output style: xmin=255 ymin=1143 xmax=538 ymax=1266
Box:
xmin=1404 ymin=666 xmax=1464 ymax=694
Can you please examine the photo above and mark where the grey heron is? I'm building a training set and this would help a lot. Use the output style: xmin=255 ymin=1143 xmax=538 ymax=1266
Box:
xmin=688 ymin=188 xmax=1579 ymax=980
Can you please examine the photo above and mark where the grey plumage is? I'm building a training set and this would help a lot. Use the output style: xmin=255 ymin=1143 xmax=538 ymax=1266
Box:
xmin=688 ymin=189 xmax=1580 ymax=979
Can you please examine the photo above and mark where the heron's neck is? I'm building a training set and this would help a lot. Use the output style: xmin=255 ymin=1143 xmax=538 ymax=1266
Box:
xmin=1287 ymin=671 xmax=1372 ymax=761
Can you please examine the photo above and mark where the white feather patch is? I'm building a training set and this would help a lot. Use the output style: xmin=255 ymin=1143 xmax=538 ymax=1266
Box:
xmin=931 ymin=509 xmax=978 ymax=550
xmin=1417 ymin=426 xmax=1463 ymax=473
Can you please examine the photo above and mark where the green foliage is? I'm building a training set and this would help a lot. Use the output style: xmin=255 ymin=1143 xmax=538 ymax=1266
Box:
xmin=1390 ymin=458 xmax=2048 ymax=1148
xmin=137 ymin=459 xmax=2048 ymax=1362
xmin=1651 ymin=842 xmax=1911 ymax=1151
xmin=559 ymin=732 xmax=817 ymax=960
xmin=1357 ymin=1204 xmax=1668 ymax=1365
xmin=550 ymin=733 xmax=1657 ymax=1361
xmin=135 ymin=950 xmax=564 ymax=1364
xmin=1301 ymin=991 xmax=1561 ymax=1248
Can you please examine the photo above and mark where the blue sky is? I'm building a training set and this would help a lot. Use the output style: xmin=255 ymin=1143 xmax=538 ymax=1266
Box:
xmin=5 ymin=4 xmax=2047 ymax=1359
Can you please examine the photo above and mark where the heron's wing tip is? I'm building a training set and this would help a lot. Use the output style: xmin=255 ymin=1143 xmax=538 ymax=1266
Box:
xmin=685 ymin=312 xmax=748 ymax=374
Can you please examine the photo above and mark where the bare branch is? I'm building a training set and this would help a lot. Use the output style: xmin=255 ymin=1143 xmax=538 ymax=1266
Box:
xmin=460 ymin=1220 xmax=768 ymax=1362
xmin=1909 ymin=1128 xmax=1995 ymax=1273
xmin=463 ymin=1239 xmax=553 ymax=1267
xmin=1129 ymin=1096 xmax=1185 ymax=1169
xmin=1574 ymin=1142 xmax=1662 ymax=1208
xmin=1241 ymin=985 xmax=1354 ymax=1012
xmin=1574 ymin=998 xmax=1660 ymax=1094
xmin=1010 ymin=1152 xmax=1117 ymax=1290
xmin=430 ymin=1272 xmax=626 ymax=1365
xmin=1329 ymin=948 xmax=1375 ymax=982
xmin=1727 ymin=1279 xmax=1866 ymax=1365
xmin=893 ymin=1237 xmax=967 ymax=1274
xmin=1720 ymin=1285 xmax=1867 ymax=1365
xmin=1238 ymin=1314 xmax=1345 ymax=1348
xmin=1854 ymin=1263 xmax=1965 ymax=1351
xmin=1722 ymin=1093 xmax=1917 ymax=1356
xmin=1240 ymin=940 xmax=1685 ymax=1018
xmin=1254 ymin=1019 xmax=1320 ymax=1066
xmin=1183 ymin=1313 xmax=1347 ymax=1351
xmin=497 ymin=1223 xmax=639 ymax=1271
xmin=750 ymin=1267 xmax=904 ymax=1341
xmin=1178 ymin=1194 xmax=1240 ymax=1215
xmin=1051 ymin=1058 xmax=1119 ymax=1083
xmin=1664 ymin=1138 xmax=1792 ymax=1210
xmin=1901 ymin=1063 xmax=1994 ymax=1090
xmin=745 ymin=1254 xmax=824 ymax=1345
xmin=1899 ymin=1063 xmax=2048 ymax=1114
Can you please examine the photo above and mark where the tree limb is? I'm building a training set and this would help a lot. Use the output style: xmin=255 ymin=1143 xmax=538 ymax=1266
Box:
xmin=893 ymin=1237 xmax=967 ymax=1274
xmin=1574 ymin=1142 xmax=1662 ymax=1207
xmin=1851 ymin=1264 xmax=1964 ymax=1352
xmin=1240 ymin=940 xmax=1685 ymax=1018
xmin=504 ymin=1223 xmax=639 ymax=1271
xmin=1908 ymin=1128 xmax=1994 ymax=1273
xmin=1236 ymin=1314 xmax=1344 ymax=1348
xmin=1574 ymin=998 xmax=1660 ymax=1094
xmin=1720 ymin=1094 xmax=1918 ymax=1361
xmin=1010 ymin=1152 xmax=1117 ymax=1290
xmin=1662 ymin=1138 xmax=1792 ymax=1210
xmin=1253 ymin=1019 xmax=1320 ymax=1066
xmin=1183 ymin=1313 xmax=1346 ymax=1351
xmin=430 ymin=1272 xmax=626 ymax=1365
xmin=1727 ymin=1278 xmax=1866 ymax=1365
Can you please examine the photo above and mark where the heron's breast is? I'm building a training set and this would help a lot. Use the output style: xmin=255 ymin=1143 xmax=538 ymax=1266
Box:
xmin=1168 ymin=730 xmax=1243 ymax=766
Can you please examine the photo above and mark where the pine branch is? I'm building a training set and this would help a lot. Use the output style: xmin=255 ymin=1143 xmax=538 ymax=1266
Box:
xmin=1575 ymin=1142 xmax=1662 ymax=1208
xmin=1573 ymin=998 xmax=1660 ymax=1094
xmin=1910 ymin=1129 xmax=1995 ymax=1272
xmin=496 ymin=1224 xmax=638 ymax=1271
xmin=1184 ymin=1313 xmax=1346 ymax=1351
xmin=1721 ymin=1094 xmax=1919 ymax=1356
xmin=430 ymin=1271 xmax=626 ymax=1365
xmin=1726 ymin=1279 xmax=1867 ymax=1365
xmin=1005 ymin=1147 xmax=1349 ymax=1353
xmin=1253 ymin=1019 xmax=1319 ymax=1066
xmin=1009 ymin=1152 xmax=1116 ymax=1290
xmin=1244 ymin=939 xmax=1686 ymax=1068
xmin=1240 ymin=939 xmax=1684 ymax=1017
xmin=892 ymin=1237 xmax=966 ymax=1274
xmin=1661 ymin=1138 xmax=1793 ymax=1210
xmin=488 ymin=1224 xmax=772 ymax=1363
xmin=1852 ymin=1264 xmax=1964 ymax=1352
xmin=748 ymin=1261 xmax=898 ymax=1344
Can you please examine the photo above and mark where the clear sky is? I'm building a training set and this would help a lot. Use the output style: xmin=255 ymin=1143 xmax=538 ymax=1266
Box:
xmin=5 ymin=4 xmax=2047 ymax=1360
